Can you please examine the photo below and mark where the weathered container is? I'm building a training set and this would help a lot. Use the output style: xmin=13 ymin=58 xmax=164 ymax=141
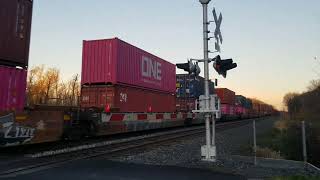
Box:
xmin=251 ymin=99 xmax=264 ymax=115
xmin=176 ymin=97 xmax=196 ymax=112
xmin=81 ymin=38 xmax=176 ymax=93
xmin=176 ymin=74 xmax=214 ymax=98
xmin=235 ymin=105 xmax=245 ymax=114
xmin=81 ymin=84 xmax=176 ymax=112
xmin=0 ymin=109 xmax=65 ymax=147
xmin=221 ymin=104 xmax=235 ymax=116
xmin=0 ymin=0 xmax=33 ymax=68
xmin=0 ymin=66 xmax=27 ymax=112
xmin=235 ymin=95 xmax=246 ymax=106
xmin=246 ymin=98 xmax=253 ymax=109
xmin=215 ymin=88 xmax=235 ymax=105
xmin=235 ymin=95 xmax=252 ymax=109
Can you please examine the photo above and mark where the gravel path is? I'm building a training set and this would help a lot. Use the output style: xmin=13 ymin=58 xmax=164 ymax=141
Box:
xmin=106 ymin=117 xmax=320 ymax=178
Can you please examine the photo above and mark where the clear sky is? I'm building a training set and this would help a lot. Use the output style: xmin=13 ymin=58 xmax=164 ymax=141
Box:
xmin=29 ymin=0 xmax=320 ymax=110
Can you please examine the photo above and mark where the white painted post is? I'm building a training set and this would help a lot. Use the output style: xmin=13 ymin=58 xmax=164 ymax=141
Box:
xmin=302 ymin=121 xmax=307 ymax=164
xmin=253 ymin=119 xmax=257 ymax=165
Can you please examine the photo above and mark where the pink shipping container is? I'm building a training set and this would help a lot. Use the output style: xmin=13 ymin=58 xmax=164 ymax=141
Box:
xmin=81 ymin=38 xmax=176 ymax=93
xmin=0 ymin=66 xmax=27 ymax=112
xmin=176 ymin=97 xmax=196 ymax=112
xmin=221 ymin=104 xmax=235 ymax=116
xmin=0 ymin=0 xmax=33 ymax=68
xmin=235 ymin=105 xmax=245 ymax=115
xmin=215 ymin=88 xmax=236 ymax=105
xmin=81 ymin=84 xmax=176 ymax=112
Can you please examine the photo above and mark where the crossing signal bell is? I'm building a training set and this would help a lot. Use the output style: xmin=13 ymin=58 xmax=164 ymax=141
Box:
xmin=176 ymin=61 xmax=201 ymax=76
xmin=212 ymin=55 xmax=237 ymax=78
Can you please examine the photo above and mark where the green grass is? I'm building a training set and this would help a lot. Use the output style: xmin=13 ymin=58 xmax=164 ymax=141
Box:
xmin=271 ymin=176 xmax=320 ymax=180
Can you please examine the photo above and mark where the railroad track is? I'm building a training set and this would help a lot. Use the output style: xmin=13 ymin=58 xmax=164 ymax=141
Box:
xmin=0 ymin=118 xmax=261 ymax=177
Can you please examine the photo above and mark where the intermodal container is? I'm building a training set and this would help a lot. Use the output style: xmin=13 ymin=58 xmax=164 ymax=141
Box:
xmin=251 ymin=99 xmax=264 ymax=115
xmin=221 ymin=104 xmax=235 ymax=116
xmin=235 ymin=95 xmax=252 ymax=109
xmin=81 ymin=84 xmax=176 ymax=112
xmin=176 ymin=74 xmax=214 ymax=98
xmin=235 ymin=105 xmax=245 ymax=115
xmin=235 ymin=95 xmax=246 ymax=106
xmin=246 ymin=98 xmax=253 ymax=109
xmin=0 ymin=0 xmax=33 ymax=68
xmin=215 ymin=88 xmax=235 ymax=105
xmin=81 ymin=38 xmax=176 ymax=93
xmin=0 ymin=66 xmax=27 ymax=112
xmin=176 ymin=97 xmax=196 ymax=112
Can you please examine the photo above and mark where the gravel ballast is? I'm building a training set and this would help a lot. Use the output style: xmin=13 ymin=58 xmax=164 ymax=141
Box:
xmin=107 ymin=117 xmax=320 ymax=178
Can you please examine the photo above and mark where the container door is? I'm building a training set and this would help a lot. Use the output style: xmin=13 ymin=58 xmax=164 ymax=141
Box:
xmin=106 ymin=87 xmax=115 ymax=108
xmin=97 ymin=88 xmax=106 ymax=108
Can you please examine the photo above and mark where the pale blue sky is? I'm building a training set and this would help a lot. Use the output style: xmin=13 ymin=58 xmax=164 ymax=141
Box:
xmin=29 ymin=0 xmax=320 ymax=109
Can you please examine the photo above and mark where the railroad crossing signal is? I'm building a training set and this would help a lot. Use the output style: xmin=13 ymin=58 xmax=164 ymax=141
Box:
xmin=215 ymin=42 xmax=220 ymax=52
xmin=176 ymin=61 xmax=201 ymax=76
xmin=212 ymin=55 xmax=237 ymax=78
xmin=213 ymin=8 xmax=223 ymax=45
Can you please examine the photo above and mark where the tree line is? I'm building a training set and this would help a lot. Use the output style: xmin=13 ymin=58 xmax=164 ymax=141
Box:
xmin=27 ymin=65 xmax=80 ymax=106
xmin=280 ymin=79 xmax=320 ymax=165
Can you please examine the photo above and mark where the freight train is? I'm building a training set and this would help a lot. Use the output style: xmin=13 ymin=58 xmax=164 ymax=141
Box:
xmin=0 ymin=0 xmax=277 ymax=147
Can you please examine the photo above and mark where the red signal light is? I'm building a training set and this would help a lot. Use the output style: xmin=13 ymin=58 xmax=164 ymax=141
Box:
xmin=105 ymin=104 xmax=111 ymax=113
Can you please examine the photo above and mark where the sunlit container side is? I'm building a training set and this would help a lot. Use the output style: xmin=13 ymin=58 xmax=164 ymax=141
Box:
xmin=81 ymin=85 xmax=176 ymax=112
xmin=0 ymin=66 xmax=27 ymax=112
xmin=215 ymin=88 xmax=235 ymax=105
xmin=81 ymin=38 xmax=176 ymax=93
xmin=0 ymin=0 xmax=33 ymax=68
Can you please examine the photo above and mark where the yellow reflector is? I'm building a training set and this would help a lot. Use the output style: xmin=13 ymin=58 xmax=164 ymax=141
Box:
xmin=64 ymin=115 xmax=71 ymax=121
xmin=16 ymin=116 xmax=27 ymax=120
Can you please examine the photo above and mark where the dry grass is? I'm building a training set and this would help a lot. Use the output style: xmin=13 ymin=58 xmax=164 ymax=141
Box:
xmin=274 ymin=119 xmax=289 ymax=131
xmin=256 ymin=146 xmax=282 ymax=159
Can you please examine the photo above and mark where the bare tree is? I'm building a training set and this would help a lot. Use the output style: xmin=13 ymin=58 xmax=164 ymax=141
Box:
xmin=27 ymin=65 xmax=80 ymax=106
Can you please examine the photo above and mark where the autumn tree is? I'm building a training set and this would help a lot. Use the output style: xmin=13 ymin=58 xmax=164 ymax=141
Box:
xmin=283 ymin=92 xmax=302 ymax=119
xmin=27 ymin=65 xmax=80 ymax=106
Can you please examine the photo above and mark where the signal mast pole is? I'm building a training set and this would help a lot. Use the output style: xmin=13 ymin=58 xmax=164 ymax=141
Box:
xmin=199 ymin=0 xmax=216 ymax=161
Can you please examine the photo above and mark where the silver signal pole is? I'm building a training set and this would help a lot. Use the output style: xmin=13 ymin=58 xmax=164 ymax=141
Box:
xmin=199 ymin=0 xmax=216 ymax=162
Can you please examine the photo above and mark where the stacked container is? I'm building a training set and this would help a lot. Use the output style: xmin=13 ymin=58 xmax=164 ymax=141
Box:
xmin=81 ymin=38 xmax=176 ymax=112
xmin=81 ymin=84 xmax=176 ymax=112
xmin=176 ymin=74 xmax=214 ymax=112
xmin=0 ymin=0 xmax=33 ymax=68
xmin=176 ymin=74 xmax=214 ymax=98
xmin=0 ymin=0 xmax=33 ymax=112
xmin=235 ymin=95 xmax=249 ymax=118
xmin=176 ymin=98 xmax=196 ymax=112
xmin=0 ymin=66 xmax=27 ymax=112
xmin=215 ymin=88 xmax=236 ymax=119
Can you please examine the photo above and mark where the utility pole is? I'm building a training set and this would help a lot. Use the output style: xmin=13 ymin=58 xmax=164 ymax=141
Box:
xmin=199 ymin=0 xmax=215 ymax=162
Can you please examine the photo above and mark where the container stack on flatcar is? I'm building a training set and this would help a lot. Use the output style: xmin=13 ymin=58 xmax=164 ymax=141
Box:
xmin=175 ymin=74 xmax=214 ymax=112
xmin=0 ymin=0 xmax=33 ymax=113
xmin=235 ymin=95 xmax=253 ymax=119
xmin=73 ymin=38 xmax=200 ymax=138
xmin=80 ymin=38 xmax=176 ymax=112
xmin=215 ymin=88 xmax=236 ymax=120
